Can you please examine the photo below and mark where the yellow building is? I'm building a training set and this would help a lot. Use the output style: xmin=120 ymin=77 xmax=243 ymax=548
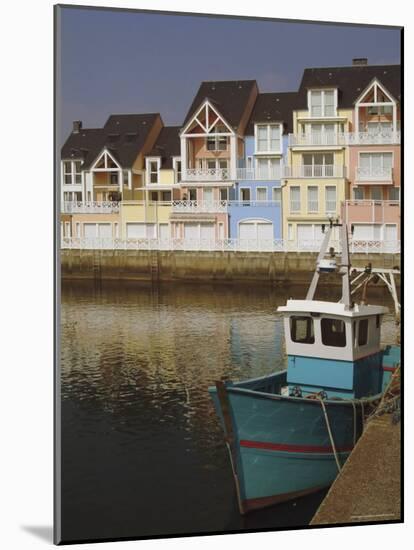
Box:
xmin=283 ymin=81 xmax=353 ymax=245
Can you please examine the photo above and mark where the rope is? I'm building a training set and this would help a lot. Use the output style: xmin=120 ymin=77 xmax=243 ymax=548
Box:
xmin=351 ymin=400 xmax=357 ymax=447
xmin=318 ymin=396 xmax=342 ymax=473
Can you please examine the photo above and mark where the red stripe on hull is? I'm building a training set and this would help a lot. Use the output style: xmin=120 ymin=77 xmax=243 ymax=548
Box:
xmin=383 ymin=366 xmax=396 ymax=372
xmin=240 ymin=439 xmax=353 ymax=454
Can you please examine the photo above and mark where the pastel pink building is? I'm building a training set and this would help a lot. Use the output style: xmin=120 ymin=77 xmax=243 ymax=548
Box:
xmin=342 ymin=69 xmax=401 ymax=243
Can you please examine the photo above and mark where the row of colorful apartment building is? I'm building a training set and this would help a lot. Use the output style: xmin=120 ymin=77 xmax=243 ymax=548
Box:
xmin=60 ymin=58 xmax=401 ymax=250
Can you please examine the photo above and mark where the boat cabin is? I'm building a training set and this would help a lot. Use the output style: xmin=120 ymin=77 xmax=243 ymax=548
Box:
xmin=277 ymin=300 xmax=389 ymax=399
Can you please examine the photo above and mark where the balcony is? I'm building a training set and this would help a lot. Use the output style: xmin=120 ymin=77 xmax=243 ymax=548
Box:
xmin=289 ymin=131 xmax=401 ymax=147
xmin=284 ymin=165 xmax=346 ymax=178
xmin=355 ymin=166 xmax=393 ymax=183
xmin=342 ymin=200 xmax=400 ymax=224
xmin=288 ymin=133 xmax=346 ymax=147
xmin=346 ymin=131 xmax=400 ymax=146
xmin=182 ymin=168 xmax=232 ymax=182
xmin=171 ymin=200 xmax=228 ymax=213
xmin=236 ymin=167 xmax=282 ymax=180
xmin=62 ymin=201 xmax=120 ymax=214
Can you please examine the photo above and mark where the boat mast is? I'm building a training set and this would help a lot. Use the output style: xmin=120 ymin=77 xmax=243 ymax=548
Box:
xmin=305 ymin=220 xmax=352 ymax=308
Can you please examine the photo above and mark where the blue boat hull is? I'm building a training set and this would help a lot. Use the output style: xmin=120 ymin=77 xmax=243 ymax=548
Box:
xmin=209 ymin=345 xmax=400 ymax=514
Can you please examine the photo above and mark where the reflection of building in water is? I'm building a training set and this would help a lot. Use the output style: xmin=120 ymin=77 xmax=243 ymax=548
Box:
xmin=229 ymin=315 xmax=285 ymax=379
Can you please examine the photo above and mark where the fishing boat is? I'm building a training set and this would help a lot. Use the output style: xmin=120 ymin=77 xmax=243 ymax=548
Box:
xmin=209 ymin=221 xmax=400 ymax=514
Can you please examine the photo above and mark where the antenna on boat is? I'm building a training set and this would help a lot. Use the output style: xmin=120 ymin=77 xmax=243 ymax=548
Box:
xmin=306 ymin=219 xmax=352 ymax=309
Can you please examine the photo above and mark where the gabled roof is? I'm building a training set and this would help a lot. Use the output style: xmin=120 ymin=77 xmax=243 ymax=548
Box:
xmin=147 ymin=126 xmax=181 ymax=169
xmin=246 ymin=92 xmax=299 ymax=135
xmin=182 ymin=80 xmax=258 ymax=130
xmin=61 ymin=113 xmax=161 ymax=169
xmin=297 ymin=64 xmax=401 ymax=109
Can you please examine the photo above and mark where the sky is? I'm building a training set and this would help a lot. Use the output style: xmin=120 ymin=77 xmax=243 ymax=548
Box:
xmin=57 ymin=6 xmax=401 ymax=146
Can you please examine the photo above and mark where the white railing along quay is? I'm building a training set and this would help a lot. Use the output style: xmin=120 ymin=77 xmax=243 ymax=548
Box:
xmin=61 ymin=237 xmax=400 ymax=254
xmin=62 ymin=201 xmax=120 ymax=214
xmin=284 ymin=165 xmax=346 ymax=178
xmin=355 ymin=166 xmax=393 ymax=181
xmin=172 ymin=200 xmax=228 ymax=213
xmin=182 ymin=168 xmax=231 ymax=182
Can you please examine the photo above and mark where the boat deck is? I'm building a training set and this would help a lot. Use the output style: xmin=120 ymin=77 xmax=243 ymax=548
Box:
xmin=310 ymin=368 xmax=401 ymax=525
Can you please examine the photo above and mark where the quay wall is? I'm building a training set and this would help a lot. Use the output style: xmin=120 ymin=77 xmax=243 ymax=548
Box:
xmin=60 ymin=249 xmax=401 ymax=285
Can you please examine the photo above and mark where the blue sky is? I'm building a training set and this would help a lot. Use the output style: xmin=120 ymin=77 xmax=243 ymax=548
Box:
xmin=57 ymin=6 xmax=401 ymax=145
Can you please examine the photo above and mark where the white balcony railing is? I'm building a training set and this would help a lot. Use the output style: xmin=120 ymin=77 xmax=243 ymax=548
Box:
xmin=236 ymin=167 xmax=282 ymax=180
xmin=289 ymin=133 xmax=346 ymax=147
xmin=284 ymin=165 xmax=346 ymax=178
xmin=355 ymin=166 xmax=393 ymax=182
xmin=182 ymin=168 xmax=231 ymax=182
xmin=346 ymin=131 xmax=400 ymax=145
xmin=172 ymin=200 xmax=228 ymax=213
xmin=343 ymin=200 xmax=400 ymax=224
xmin=288 ymin=131 xmax=401 ymax=147
xmin=62 ymin=201 xmax=120 ymax=214
xmin=61 ymin=237 xmax=400 ymax=254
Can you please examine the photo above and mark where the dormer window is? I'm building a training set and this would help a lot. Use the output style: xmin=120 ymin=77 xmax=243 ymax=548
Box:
xmin=255 ymin=124 xmax=282 ymax=154
xmin=146 ymin=158 xmax=161 ymax=184
xmin=309 ymin=90 xmax=336 ymax=117
xmin=206 ymin=134 xmax=227 ymax=151
xmin=63 ymin=160 xmax=82 ymax=185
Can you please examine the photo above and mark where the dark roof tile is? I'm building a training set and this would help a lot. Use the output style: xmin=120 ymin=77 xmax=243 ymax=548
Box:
xmin=61 ymin=113 xmax=161 ymax=169
xmin=297 ymin=64 xmax=401 ymax=109
xmin=182 ymin=80 xmax=258 ymax=129
xmin=147 ymin=126 xmax=181 ymax=169
xmin=246 ymin=92 xmax=299 ymax=135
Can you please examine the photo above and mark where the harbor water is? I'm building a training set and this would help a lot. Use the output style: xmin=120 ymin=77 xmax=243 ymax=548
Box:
xmin=60 ymin=281 xmax=398 ymax=542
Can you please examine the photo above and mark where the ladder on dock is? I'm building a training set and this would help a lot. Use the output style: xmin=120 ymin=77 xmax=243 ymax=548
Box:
xmin=150 ymin=251 xmax=159 ymax=281
xmin=350 ymin=266 xmax=400 ymax=316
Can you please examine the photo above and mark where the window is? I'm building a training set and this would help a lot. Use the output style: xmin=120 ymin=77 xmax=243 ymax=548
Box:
xmin=290 ymin=316 xmax=315 ymax=344
xmin=162 ymin=191 xmax=172 ymax=201
xmin=290 ymin=186 xmax=301 ymax=212
xmin=149 ymin=160 xmax=159 ymax=183
xmin=206 ymin=135 xmax=227 ymax=151
xmin=309 ymin=90 xmax=336 ymax=117
xmin=272 ymin=188 xmax=281 ymax=202
xmin=307 ymin=186 xmax=318 ymax=213
xmin=367 ymin=122 xmax=392 ymax=135
xmin=189 ymin=189 xmax=197 ymax=201
xmin=110 ymin=173 xmax=119 ymax=186
xmin=207 ymin=159 xmax=216 ymax=170
xmin=303 ymin=153 xmax=334 ymax=177
xmin=307 ymin=123 xmax=336 ymax=145
xmin=174 ymin=159 xmax=182 ymax=183
xmin=123 ymin=171 xmax=129 ymax=186
xmin=389 ymin=187 xmax=400 ymax=201
xmin=358 ymin=319 xmax=369 ymax=346
xmin=63 ymin=160 xmax=82 ymax=185
xmin=256 ymin=157 xmax=280 ymax=179
xmin=325 ymin=186 xmax=337 ymax=213
xmin=240 ymin=188 xmax=251 ymax=203
xmin=353 ymin=188 xmax=364 ymax=200
xmin=371 ymin=187 xmax=382 ymax=201
xmin=256 ymin=124 xmax=281 ymax=153
xmin=359 ymin=153 xmax=392 ymax=178
xmin=150 ymin=191 xmax=158 ymax=201
xmin=321 ymin=318 xmax=346 ymax=347
xmin=220 ymin=188 xmax=228 ymax=201
xmin=256 ymin=187 xmax=267 ymax=201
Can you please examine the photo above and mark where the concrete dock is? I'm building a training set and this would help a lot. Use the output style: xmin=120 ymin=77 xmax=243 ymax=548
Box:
xmin=311 ymin=369 xmax=401 ymax=526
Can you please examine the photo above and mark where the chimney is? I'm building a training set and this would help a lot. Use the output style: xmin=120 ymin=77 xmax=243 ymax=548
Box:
xmin=73 ymin=120 xmax=82 ymax=133
xmin=352 ymin=58 xmax=368 ymax=66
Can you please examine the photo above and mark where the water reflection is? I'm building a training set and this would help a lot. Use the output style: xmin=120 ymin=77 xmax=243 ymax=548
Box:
xmin=60 ymin=281 xmax=397 ymax=542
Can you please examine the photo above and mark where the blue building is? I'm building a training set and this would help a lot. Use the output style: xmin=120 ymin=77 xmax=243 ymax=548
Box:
xmin=228 ymin=92 xmax=296 ymax=241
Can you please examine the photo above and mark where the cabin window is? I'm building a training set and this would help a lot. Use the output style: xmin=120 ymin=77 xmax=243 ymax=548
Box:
xmin=321 ymin=318 xmax=346 ymax=347
xmin=290 ymin=316 xmax=315 ymax=344
xmin=358 ymin=319 xmax=369 ymax=346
